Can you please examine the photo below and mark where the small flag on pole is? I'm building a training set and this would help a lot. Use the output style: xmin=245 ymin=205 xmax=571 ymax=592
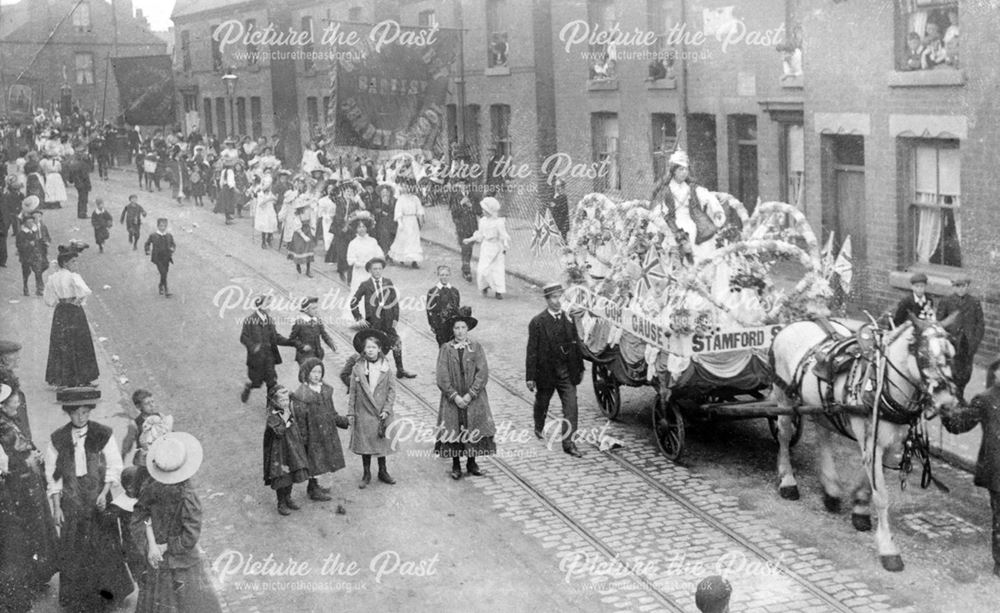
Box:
xmin=634 ymin=248 xmax=667 ymax=297
xmin=530 ymin=210 xmax=563 ymax=254
xmin=834 ymin=235 xmax=853 ymax=293
xmin=821 ymin=231 xmax=836 ymax=276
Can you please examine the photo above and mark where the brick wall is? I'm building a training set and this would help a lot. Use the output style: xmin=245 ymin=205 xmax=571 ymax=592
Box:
xmin=803 ymin=0 xmax=1000 ymax=354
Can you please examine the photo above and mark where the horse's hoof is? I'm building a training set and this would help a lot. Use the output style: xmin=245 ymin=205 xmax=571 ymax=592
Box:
xmin=822 ymin=493 xmax=842 ymax=513
xmin=880 ymin=555 xmax=904 ymax=572
xmin=851 ymin=513 xmax=872 ymax=532
xmin=779 ymin=485 xmax=800 ymax=500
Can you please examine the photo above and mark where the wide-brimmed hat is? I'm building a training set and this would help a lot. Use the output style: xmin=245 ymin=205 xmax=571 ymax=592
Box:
xmin=480 ymin=197 xmax=501 ymax=217
xmin=365 ymin=256 xmax=387 ymax=272
xmin=0 ymin=384 xmax=12 ymax=404
xmin=147 ymin=432 xmax=203 ymax=484
xmin=447 ymin=314 xmax=478 ymax=332
xmin=542 ymin=282 xmax=565 ymax=298
xmin=339 ymin=179 xmax=362 ymax=194
xmin=21 ymin=195 xmax=39 ymax=214
xmin=57 ymin=386 xmax=101 ymax=407
xmin=353 ymin=329 xmax=388 ymax=354
xmin=348 ymin=210 xmax=374 ymax=231
xmin=910 ymin=272 xmax=928 ymax=285
xmin=57 ymin=243 xmax=85 ymax=266
xmin=293 ymin=198 xmax=312 ymax=211
xmin=0 ymin=340 xmax=22 ymax=356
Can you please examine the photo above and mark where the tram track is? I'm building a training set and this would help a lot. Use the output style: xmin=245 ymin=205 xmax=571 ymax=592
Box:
xmin=173 ymin=207 xmax=863 ymax=612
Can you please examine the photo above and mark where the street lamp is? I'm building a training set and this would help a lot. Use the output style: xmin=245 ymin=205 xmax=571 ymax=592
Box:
xmin=221 ymin=67 xmax=238 ymax=138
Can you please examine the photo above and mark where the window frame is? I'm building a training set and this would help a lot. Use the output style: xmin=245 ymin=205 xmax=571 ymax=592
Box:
xmin=903 ymin=138 xmax=962 ymax=268
xmin=74 ymin=52 xmax=95 ymax=86
xmin=72 ymin=1 xmax=91 ymax=32
xmin=203 ymin=98 xmax=214 ymax=136
xmin=210 ymin=24 xmax=224 ymax=72
xmin=650 ymin=112 xmax=677 ymax=182
xmin=895 ymin=0 xmax=959 ymax=72
xmin=485 ymin=0 xmax=508 ymax=68
xmin=301 ymin=16 xmax=315 ymax=72
xmin=215 ymin=96 xmax=227 ymax=138
xmin=250 ymin=96 xmax=262 ymax=139
xmin=418 ymin=9 xmax=437 ymax=27
xmin=591 ymin=112 xmax=620 ymax=193
xmin=246 ymin=19 xmax=258 ymax=66
xmin=181 ymin=30 xmax=192 ymax=72
xmin=489 ymin=104 xmax=511 ymax=158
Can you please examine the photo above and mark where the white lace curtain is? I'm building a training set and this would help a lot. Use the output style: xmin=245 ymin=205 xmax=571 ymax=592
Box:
xmin=913 ymin=145 xmax=960 ymax=263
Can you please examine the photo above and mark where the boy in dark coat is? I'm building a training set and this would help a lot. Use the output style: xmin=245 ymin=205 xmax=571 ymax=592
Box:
xmin=90 ymin=198 xmax=112 ymax=253
xmin=892 ymin=272 xmax=935 ymax=327
xmin=289 ymin=296 xmax=337 ymax=365
xmin=526 ymin=283 xmax=584 ymax=458
xmin=942 ymin=359 xmax=1000 ymax=577
xmin=144 ymin=218 xmax=176 ymax=297
xmin=937 ymin=275 xmax=985 ymax=402
xmin=350 ymin=257 xmax=416 ymax=378
xmin=426 ymin=265 xmax=462 ymax=345
xmin=0 ymin=176 xmax=21 ymax=268
xmin=240 ymin=296 xmax=302 ymax=402
xmin=120 ymin=194 xmax=146 ymax=250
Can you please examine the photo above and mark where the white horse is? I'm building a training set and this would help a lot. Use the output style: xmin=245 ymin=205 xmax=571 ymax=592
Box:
xmin=770 ymin=316 xmax=958 ymax=572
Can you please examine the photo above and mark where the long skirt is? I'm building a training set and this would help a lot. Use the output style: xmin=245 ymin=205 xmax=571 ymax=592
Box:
xmin=217 ymin=186 xmax=238 ymax=216
xmin=0 ymin=462 xmax=59 ymax=612
xmin=388 ymin=216 xmax=423 ymax=263
xmin=44 ymin=172 xmax=68 ymax=204
xmin=45 ymin=302 xmax=99 ymax=387
xmin=476 ymin=240 xmax=507 ymax=294
xmin=58 ymin=508 xmax=134 ymax=612
xmin=135 ymin=562 xmax=222 ymax=613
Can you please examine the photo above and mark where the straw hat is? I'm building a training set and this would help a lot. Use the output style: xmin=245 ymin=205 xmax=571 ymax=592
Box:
xmin=21 ymin=195 xmax=39 ymax=214
xmin=668 ymin=149 xmax=690 ymax=167
xmin=364 ymin=256 xmax=387 ymax=272
xmin=147 ymin=432 xmax=204 ymax=484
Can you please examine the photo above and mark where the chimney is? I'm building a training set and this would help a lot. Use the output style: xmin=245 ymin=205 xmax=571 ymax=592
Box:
xmin=115 ymin=0 xmax=135 ymax=22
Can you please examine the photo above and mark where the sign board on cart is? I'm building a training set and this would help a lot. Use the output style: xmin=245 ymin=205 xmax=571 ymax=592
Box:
xmin=562 ymin=285 xmax=781 ymax=355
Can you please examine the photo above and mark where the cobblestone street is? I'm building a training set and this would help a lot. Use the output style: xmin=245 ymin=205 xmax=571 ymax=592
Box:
xmin=2 ymin=172 xmax=997 ymax=612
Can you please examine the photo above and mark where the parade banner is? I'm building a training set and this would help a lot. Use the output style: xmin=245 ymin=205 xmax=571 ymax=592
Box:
xmin=330 ymin=22 xmax=459 ymax=153
xmin=563 ymin=285 xmax=781 ymax=355
xmin=111 ymin=55 xmax=177 ymax=126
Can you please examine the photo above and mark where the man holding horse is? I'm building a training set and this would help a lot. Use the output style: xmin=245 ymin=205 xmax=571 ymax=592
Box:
xmin=936 ymin=275 xmax=984 ymax=402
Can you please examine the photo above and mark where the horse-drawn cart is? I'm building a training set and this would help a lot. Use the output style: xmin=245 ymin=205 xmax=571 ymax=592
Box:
xmin=571 ymin=291 xmax=803 ymax=461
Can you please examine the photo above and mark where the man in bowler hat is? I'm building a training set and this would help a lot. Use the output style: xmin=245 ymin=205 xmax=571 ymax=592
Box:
xmin=942 ymin=359 xmax=1000 ymax=577
xmin=937 ymin=274 xmax=984 ymax=401
xmin=526 ymin=283 xmax=584 ymax=457
xmin=240 ymin=295 xmax=302 ymax=403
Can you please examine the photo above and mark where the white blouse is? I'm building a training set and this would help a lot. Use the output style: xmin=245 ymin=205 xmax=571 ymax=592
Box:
xmin=43 ymin=268 xmax=92 ymax=306
xmin=44 ymin=425 xmax=123 ymax=495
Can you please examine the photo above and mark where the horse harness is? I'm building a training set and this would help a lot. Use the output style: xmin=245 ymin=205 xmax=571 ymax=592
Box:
xmin=775 ymin=318 xmax=940 ymax=491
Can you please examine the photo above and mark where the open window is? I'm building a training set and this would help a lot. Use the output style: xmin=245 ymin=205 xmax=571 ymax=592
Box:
xmin=897 ymin=1 xmax=958 ymax=71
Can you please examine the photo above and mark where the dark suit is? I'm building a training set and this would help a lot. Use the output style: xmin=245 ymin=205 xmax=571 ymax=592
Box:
xmin=943 ymin=384 xmax=1000 ymax=568
xmin=937 ymin=293 xmax=985 ymax=400
xmin=240 ymin=311 xmax=299 ymax=393
xmin=891 ymin=292 xmax=935 ymax=327
xmin=289 ymin=315 xmax=336 ymax=364
xmin=448 ymin=190 xmax=481 ymax=278
xmin=0 ymin=187 xmax=21 ymax=267
xmin=351 ymin=276 xmax=408 ymax=370
xmin=144 ymin=232 xmax=175 ymax=292
xmin=526 ymin=309 xmax=584 ymax=449
xmin=549 ymin=193 xmax=570 ymax=240
xmin=426 ymin=284 xmax=461 ymax=345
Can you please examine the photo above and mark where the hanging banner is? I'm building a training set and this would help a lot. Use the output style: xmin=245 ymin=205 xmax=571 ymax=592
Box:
xmin=111 ymin=55 xmax=176 ymax=126
xmin=7 ymin=84 xmax=33 ymax=119
xmin=330 ymin=22 xmax=459 ymax=153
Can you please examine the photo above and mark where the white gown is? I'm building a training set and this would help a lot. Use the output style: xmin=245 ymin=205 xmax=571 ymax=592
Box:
xmin=40 ymin=158 xmax=67 ymax=204
xmin=388 ymin=193 xmax=424 ymax=263
xmin=470 ymin=216 xmax=511 ymax=293
xmin=316 ymin=195 xmax=336 ymax=251
xmin=253 ymin=193 xmax=278 ymax=233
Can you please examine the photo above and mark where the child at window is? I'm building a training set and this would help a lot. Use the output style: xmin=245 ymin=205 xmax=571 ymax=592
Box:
xmin=904 ymin=32 xmax=924 ymax=70
xmin=921 ymin=22 xmax=946 ymax=69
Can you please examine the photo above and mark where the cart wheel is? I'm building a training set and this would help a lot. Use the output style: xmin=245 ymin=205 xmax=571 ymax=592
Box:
xmin=653 ymin=393 xmax=685 ymax=461
xmin=591 ymin=363 xmax=621 ymax=420
xmin=767 ymin=414 xmax=803 ymax=447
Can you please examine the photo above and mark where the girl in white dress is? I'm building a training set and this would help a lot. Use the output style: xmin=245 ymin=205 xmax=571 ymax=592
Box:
xmin=316 ymin=182 xmax=337 ymax=253
xmin=40 ymin=154 xmax=67 ymax=208
xmin=345 ymin=213 xmax=384 ymax=315
xmin=464 ymin=197 xmax=511 ymax=299
xmin=253 ymin=188 xmax=278 ymax=249
xmin=388 ymin=180 xmax=425 ymax=268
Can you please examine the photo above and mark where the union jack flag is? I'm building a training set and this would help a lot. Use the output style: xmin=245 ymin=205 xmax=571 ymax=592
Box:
xmin=530 ymin=210 xmax=564 ymax=254
xmin=634 ymin=248 xmax=667 ymax=297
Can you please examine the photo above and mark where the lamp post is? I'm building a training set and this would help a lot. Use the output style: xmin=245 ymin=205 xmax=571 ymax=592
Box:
xmin=221 ymin=67 xmax=238 ymax=138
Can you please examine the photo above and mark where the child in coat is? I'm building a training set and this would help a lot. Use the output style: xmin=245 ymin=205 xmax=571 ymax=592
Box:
xmin=120 ymin=194 xmax=146 ymax=250
xmin=347 ymin=329 xmax=397 ymax=489
xmin=263 ymin=385 xmax=311 ymax=516
xmin=91 ymin=198 xmax=112 ymax=253
xmin=144 ymin=218 xmax=176 ymax=297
